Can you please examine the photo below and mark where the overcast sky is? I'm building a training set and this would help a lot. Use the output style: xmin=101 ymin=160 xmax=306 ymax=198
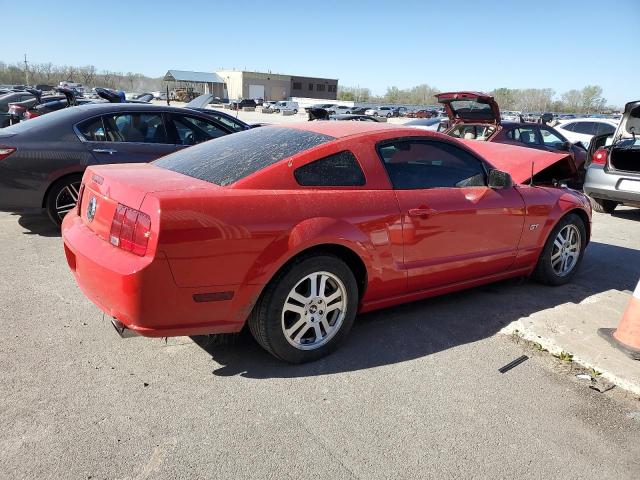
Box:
xmin=2 ymin=0 xmax=638 ymax=106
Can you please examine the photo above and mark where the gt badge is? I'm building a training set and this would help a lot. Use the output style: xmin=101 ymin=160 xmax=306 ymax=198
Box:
xmin=87 ymin=196 xmax=97 ymax=222
xmin=529 ymin=224 xmax=539 ymax=230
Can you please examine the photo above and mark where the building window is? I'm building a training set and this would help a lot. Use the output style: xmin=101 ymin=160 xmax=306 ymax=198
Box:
xmin=308 ymin=83 xmax=314 ymax=91
xmin=293 ymin=82 xmax=302 ymax=90
xmin=317 ymin=84 xmax=326 ymax=92
xmin=328 ymin=85 xmax=337 ymax=93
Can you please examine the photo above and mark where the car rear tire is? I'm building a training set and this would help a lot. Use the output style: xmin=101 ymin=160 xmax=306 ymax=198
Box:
xmin=45 ymin=174 xmax=83 ymax=226
xmin=533 ymin=213 xmax=586 ymax=286
xmin=589 ymin=196 xmax=618 ymax=214
xmin=248 ymin=254 xmax=358 ymax=363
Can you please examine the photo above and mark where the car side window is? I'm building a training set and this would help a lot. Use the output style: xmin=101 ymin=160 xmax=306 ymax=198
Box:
xmin=506 ymin=127 xmax=540 ymax=145
xmin=103 ymin=113 xmax=168 ymax=143
xmin=377 ymin=140 xmax=486 ymax=190
xmin=572 ymin=122 xmax=597 ymax=135
xmin=208 ymin=113 xmax=246 ymax=132
xmin=295 ymin=151 xmax=365 ymax=187
xmin=170 ymin=115 xmax=227 ymax=145
xmin=561 ymin=122 xmax=576 ymax=132
xmin=539 ymin=128 xmax=565 ymax=147
xmin=77 ymin=117 xmax=109 ymax=142
xmin=595 ymin=123 xmax=616 ymax=136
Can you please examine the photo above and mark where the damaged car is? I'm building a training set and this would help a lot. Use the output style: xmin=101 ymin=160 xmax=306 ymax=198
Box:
xmin=583 ymin=100 xmax=640 ymax=213
xmin=436 ymin=91 xmax=587 ymax=186
xmin=61 ymin=122 xmax=591 ymax=363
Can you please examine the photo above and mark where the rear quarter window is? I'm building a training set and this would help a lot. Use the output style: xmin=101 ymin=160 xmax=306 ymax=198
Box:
xmin=154 ymin=127 xmax=335 ymax=186
xmin=294 ymin=151 xmax=365 ymax=186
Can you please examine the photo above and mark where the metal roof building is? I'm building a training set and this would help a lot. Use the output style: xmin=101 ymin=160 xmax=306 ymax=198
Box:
xmin=163 ymin=70 xmax=225 ymax=97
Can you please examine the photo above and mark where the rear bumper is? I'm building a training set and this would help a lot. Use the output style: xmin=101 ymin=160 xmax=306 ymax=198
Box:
xmin=62 ymin=212 xmax=252 ymax=337
xmin=583 ymin=165 xmax=640 ymax=205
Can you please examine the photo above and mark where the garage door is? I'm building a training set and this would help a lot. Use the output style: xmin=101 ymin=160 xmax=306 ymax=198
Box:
xmin=248 ymin=84 xmax=265 ymax=100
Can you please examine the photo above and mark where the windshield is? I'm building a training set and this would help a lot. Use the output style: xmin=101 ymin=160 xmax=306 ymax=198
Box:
xmin=154 ymin=127 xmax=335 ymax=186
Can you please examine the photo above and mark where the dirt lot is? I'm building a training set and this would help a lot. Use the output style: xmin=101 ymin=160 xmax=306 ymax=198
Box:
xmin=1 ymin=205 xmax=640 ymax=479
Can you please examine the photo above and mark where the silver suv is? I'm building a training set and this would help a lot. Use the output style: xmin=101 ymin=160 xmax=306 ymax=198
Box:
xmin=583 ymin=100 xmax=640 ymax=213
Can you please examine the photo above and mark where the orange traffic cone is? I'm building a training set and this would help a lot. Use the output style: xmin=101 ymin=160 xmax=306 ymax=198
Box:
xmin=599 ymin=279 xmax=640 ymax=360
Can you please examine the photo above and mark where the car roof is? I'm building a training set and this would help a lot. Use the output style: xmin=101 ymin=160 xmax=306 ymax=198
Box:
xmin=277 ymin=120 xmax=418 ymax=138
xmin=557 ymin=117 xmax=617 ymax=124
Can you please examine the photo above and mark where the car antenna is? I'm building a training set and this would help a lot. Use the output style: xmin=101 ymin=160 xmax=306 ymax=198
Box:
xmin=530 ymin=161 xmax=535 ymax=186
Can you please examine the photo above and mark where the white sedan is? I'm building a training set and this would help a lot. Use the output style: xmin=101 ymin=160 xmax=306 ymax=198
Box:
xmin=328 ymin=105 xmax=353 ymax=115
xmin=365 ymin=106 xmax=394 ymax=117
xmin=554 ymin=118 xmax=618 ymax=147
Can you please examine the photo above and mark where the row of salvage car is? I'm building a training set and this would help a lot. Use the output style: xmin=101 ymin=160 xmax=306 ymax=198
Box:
xmin=1 ymin=89 xmax=638 ymax=363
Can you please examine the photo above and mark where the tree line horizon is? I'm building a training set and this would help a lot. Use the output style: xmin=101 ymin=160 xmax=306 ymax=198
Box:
xmin=0 ymin=61 xmax=616 ymax=113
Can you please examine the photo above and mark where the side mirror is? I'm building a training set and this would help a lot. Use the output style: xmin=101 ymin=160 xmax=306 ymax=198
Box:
xmin=488 ymin=169 xmax=513 ymax=189
xmin=560 ymin=141 xmax=572 ymax=151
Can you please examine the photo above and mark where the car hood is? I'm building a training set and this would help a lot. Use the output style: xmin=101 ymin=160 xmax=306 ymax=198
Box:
xmin=95 ymin=88 xmax=121 ymax=103
xmin=460 ymin=140 xmax=577 ymax=184
xmin=616 ymin=100 xmax=640 ymax=140
xmin=186 ymin=93 xmax=215 ymax=108
xmin=436 ymin=91 xmax=501 ymax=125
xmin=25 ymin=88 xmax=42 ymax=104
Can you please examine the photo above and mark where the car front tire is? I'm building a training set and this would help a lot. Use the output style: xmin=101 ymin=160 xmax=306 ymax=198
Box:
xmin=248 ymin=254 xmax=358 ymax=363
xmin=533 ymin=213 xmax=586 ymax=286
xmin=589 ymin=196 xmax=618 ymax=214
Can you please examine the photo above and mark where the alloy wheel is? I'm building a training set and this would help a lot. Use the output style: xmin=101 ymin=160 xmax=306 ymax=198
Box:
xmin=55 ymin=181 xmax=81 ymax=220
xmin=551 ymin=224 xmax=581 ymax=276
xmin=281 ymin=271 xmax=347 ymax=350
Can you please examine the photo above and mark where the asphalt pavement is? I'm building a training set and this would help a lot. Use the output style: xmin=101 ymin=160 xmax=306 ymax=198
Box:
xmin=1 ymin=208 xmax=639 ymax=480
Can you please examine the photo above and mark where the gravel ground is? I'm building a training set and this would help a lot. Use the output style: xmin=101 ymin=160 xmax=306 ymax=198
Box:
xmin=1 ymin=209 xmax=640 ymax=478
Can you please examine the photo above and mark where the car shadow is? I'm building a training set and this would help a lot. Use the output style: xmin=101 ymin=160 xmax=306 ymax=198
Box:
xmin=12 ymin=210 xmax=61 ymax=237
xmin=611 ymin=207 xmax=640 ymax=221
xmin=192 ymin=241 xmax=640 ymax=379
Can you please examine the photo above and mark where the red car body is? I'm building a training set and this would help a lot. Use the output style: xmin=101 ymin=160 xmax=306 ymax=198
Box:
xmin=62 ymin=122 xmax=591 ymax=340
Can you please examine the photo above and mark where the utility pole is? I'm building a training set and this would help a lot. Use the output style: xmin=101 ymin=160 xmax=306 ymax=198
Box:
xmin=23 ymin=54 xmax=29 ymax=86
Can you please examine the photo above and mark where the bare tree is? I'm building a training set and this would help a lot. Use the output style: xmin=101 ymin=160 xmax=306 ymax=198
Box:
xmin=79 ymin=65 xmax=96 ymax=86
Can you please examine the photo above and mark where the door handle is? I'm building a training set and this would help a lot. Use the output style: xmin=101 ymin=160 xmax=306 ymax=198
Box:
xmin=407 ymin=207 xmax=437 ymax=217
xmin=92 ymin=148 xmax=118 ymax=155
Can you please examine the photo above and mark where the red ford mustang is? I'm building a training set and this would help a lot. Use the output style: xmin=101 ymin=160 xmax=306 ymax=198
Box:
xmin=62 ymin=122 xmax=592 ymax=363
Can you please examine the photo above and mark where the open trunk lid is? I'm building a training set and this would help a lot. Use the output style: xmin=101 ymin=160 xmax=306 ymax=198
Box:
xmin=460 ymin=140 xmax=577 ymax=184
xmin=607 ymin=100 xmax=640 ymax=173
xmin=436 ymin=91 xmax=501 ymax=125
xmin=79 ymin=163 xmax=219 ymax=243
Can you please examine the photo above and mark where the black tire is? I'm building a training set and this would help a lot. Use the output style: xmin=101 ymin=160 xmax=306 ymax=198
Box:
xmin=589 ymin=196 xmax=618 ymax=214
xmin=293 ymin=109 xmax=298 ymax=114
xmin=248 ymin=254 xmax=358 ymax=363
xmin=45 ymin=174 xmax=83 ymax=226
xmin=533 ymin=213 xmax=587 ymax=286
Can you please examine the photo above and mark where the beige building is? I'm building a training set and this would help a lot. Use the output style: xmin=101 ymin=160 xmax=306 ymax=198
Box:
xmin=216 ymin=70 xmax=338 ymax=101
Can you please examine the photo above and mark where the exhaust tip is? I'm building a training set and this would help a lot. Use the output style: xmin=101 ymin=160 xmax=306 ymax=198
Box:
xmin=111 ymin=319 xmax=138 ymax=338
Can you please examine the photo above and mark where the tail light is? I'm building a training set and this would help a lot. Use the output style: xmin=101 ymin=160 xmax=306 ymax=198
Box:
xmin=24 ymin=111 xmax=40 ymax=120
xmin=0 ymin=146 xmax=16 ymax=161
xmin=8 ymin=104 xmax=25 ymax=114
xmin=109 ymin=204 xmax=151 ymax=256
xmin=592 ymin=148 xmax=608 ymax=165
